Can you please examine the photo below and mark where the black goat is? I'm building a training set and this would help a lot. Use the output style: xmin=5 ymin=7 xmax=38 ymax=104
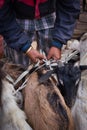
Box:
xmin=56 ymin=63 xmax=81 ymax=108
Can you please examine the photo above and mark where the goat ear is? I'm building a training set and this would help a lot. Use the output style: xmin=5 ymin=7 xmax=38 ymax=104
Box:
xmin=80 ymin=65 xmax=87 ymax=71
xmin=39 ymin=70 xmax=53 ymax=84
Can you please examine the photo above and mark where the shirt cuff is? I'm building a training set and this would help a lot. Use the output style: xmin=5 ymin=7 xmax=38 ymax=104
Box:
xmin=21 ymin=41 xmax=31 ymax=53
xmin=51 ymin=40 xmax=63 ymax=49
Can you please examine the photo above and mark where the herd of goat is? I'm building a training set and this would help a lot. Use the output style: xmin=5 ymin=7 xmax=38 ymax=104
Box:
xmin=0 ymin=33 xmax=87 ymax=130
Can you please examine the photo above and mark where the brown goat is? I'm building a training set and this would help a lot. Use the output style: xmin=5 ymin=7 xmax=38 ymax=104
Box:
xmin=24 ymin=68 xmax=74 ymax=130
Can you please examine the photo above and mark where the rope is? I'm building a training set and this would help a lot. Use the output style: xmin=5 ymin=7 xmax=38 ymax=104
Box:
xmin=13 ymin=62 xmax=46 ymax=94
xmin=6 ymin=49 xmax=81 ymax=95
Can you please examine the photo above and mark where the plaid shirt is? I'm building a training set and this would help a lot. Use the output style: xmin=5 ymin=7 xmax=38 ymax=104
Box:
xmin=4 ymin=13 xmax=55 ymax=67
xmin=17 ymin=13 xmax=55 ymax=32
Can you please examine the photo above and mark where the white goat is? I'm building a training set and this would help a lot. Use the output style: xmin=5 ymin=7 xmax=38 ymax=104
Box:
xmin=0 ymin=76 xmax=33 ymax=130
xmin=72 ymin=33 xmax=87 ymax=130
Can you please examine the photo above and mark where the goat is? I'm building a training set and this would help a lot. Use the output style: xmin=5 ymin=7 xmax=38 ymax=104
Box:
xmin=56 ymin=63 xmax=81 ymax=108
xmin=72 ymin=33 xmax=87 ymax=130
xmin=24 ymin=66 xmax=74 ymax=130
xmin=0 ymin=61 xmax=32 ymax=130
xmin=0 ymin=60 xmax=74 ymax=130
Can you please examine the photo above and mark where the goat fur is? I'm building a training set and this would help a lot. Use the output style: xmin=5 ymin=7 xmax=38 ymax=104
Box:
xmin=0 ymin=61 xmax=74 ymax=130
xmin=72 ymin=33 xmax=87 ymax=130
xmin=24 ymin=70 xmax=74 ymax=130
xmin=0 ymin=65 xmax=32 ymax=130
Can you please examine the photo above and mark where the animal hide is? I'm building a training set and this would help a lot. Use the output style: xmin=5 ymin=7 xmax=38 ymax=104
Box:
xmin=24 ymin=70 xmax=74 ymax=130
xmin=72 ymin=33 xmax=87 ymax=130
xmin=0 ymin=62 xmax=33 ymax=130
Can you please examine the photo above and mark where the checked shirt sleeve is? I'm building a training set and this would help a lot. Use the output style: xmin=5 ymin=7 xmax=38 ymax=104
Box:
xmin=0 ymin=2 xmax=31 ymax=53
xmin=52 ymin=0 xmax=80 ymax=47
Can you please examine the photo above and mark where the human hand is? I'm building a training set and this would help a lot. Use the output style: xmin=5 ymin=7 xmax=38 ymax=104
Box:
xmin=47 ymin=46 xmax=61 ymax=60
xmin=26 ymin=48 xmax=45 ymax=63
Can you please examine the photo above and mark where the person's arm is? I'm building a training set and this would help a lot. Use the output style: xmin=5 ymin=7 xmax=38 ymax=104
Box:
xmin=48 ymin=0 xmax=80 ymax=60
xmin=0 ymin=1 xmax=44 ymax=62
xmin=0 ymin=1 xmax=31 ymax=52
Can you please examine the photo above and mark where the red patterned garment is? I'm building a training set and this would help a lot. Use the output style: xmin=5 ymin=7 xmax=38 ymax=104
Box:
xmin=0 ymin=0 xmax=4 ymax=8
xmin=13 ymin=0 xmax=48 ymax=18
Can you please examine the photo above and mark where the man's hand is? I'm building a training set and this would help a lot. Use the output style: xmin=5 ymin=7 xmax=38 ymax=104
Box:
xmin=27 ymin=48 xmax=45 ymax=63
xmin=47 ymin=46 xmax=61 ymax=60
